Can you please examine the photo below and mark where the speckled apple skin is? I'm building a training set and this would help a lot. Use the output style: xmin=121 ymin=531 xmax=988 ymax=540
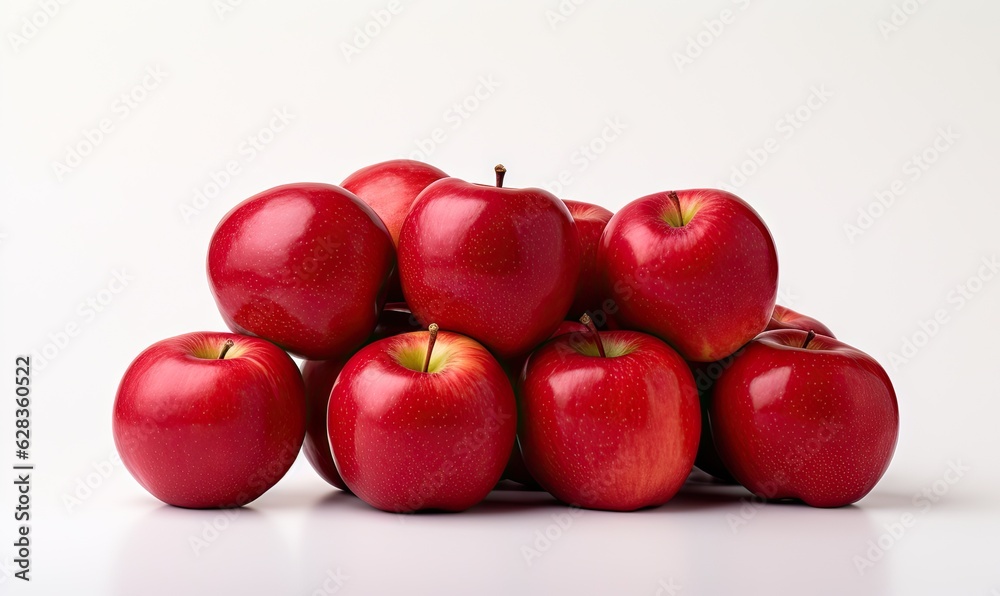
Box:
xmin=112 ymin=332 xmax=306 ymax=509
xmin=397 ymin=177 xmax=581 ymax=359
xmin=517 ymin=331 xmax=701 ymax=511
xmin=342 ymin=160 xmax=449 ymax=246
xmin=710 ymin=329 xmax=899 ymax=507
xmin=766 ymin=304 xmax=836 ymax=338
xmin=328 ymin=331 xmax=517 ymax=513
xmin=343 ymin=160 xmax=448 ymax=303
xmin=563 ymin=200 xmax=614 ymax=318
xmin=301 ymin=358 xmax=350 ymax=492
xmin=207 ymin=183 xmax=395 ymax=360
xmin=598 ymin=189 xmax=778 ymax=362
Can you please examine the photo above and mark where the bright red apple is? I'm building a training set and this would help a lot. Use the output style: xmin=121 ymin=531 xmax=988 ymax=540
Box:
xmin=710 ymin=329 xmax=899 ymax=507
xmin=517 ymin=317 xmax=701 ymax=511
xmin=112 ymin=332 xmax=306 ymax=508
xmin=563 ymin=199 xmax=614 ymax=317
xmin=328 ymin=325 xmax=517 ymax=512
xmin=301 ymin=357 xmax=350 ymax=492
xmin=342 ymin=160 xmax=448 ymax=301
xmin=598 ymin=189 xmax=778 ymax=362
xmin=397 ymin=165 xmax=581 ymax=359
xmin=207 ymin=183 xmax=395 ymax=360
xmin=766 ymin=304 xmax=836 ymax=338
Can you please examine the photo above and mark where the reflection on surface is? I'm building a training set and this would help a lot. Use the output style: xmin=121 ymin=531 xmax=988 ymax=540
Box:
xmin=291 ymin=480 xmax=889 ymax=596
xmin=114 ymin=505 xmax=291 ymax=596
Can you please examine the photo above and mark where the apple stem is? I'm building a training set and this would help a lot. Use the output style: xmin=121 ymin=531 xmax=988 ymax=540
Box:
xmin=219 ymin=339 xmax=235 ymax=359
xmin=579 ymin=313 xmax=606 ymax=358
xmin=802 ymin=330 xmax=816 ymax=349
xmin=495 ymin=164 xmax=506 ymax=188
xmin=422 ymin=324 xmax=440 ymax=373
xmin=667 ymin=191 xmax=683 ymax=225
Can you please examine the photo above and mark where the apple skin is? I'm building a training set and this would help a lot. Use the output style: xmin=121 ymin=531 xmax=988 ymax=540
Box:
xmin=688 ymin=359 xmax=740 ymax=484
xmin=563 ymin=199 xmax=614 ymax=318
xmin=328 ymin=330 xmax=517 ymax=512
xmin=518 ymin=330 xmax=701 ymax=511
xmin=301 ymin=358 xmax=350 ymax=492
xmin=397 ymin=174 xmax=581 ymax=359
xmin=112 ymin=332 xmax=306 ymax=509
xmin=342 ymin=160 xmax=448 ymax=302
xmin=598 ymin=189 xmax=778 ymax=362
xmin=207 ymin=183 xmax=395 ymax=360
xmin=710 ymin=329 xmax=899 ymax=507
xmin=767 ymin=304 xmax=836 ymax=338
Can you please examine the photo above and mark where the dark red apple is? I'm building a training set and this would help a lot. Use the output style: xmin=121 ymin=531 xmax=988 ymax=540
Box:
xmin=710 ymin=329 xmax=899 ymax=507
xmin=397 ymin=165 xmax=581 ymax=359
xmin=113 ymin=332 xmax=306 ymax=508
xmin=208 ymin=183 xmax=394 ymax=360
xmin=563 ymin=199 xmax=614 ymax=317
xmin=342 ymin=160 xmax=448 ymax=301
xmin=329 ymin=326 xmax=516 ymax=512
xmin=766 ymin=304 xmax=836 ymax=338
xmin=517 ymin=320 xmax=701 ymax=511
xmin=598 ymin=189 xmax=778 ymax=362
xmin=301 ymin=358 xmax=350 ymax=491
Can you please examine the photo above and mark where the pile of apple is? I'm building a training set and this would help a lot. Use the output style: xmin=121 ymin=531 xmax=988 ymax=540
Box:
xmin=112 ymin=160 xmax=899 ymax=513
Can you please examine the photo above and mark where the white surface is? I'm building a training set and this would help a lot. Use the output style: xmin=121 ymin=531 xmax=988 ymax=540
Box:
xmin=1 ymin=1 xmax=998 ymax=594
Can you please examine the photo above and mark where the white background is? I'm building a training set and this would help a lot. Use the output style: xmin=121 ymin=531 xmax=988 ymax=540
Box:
xmin=2 ymin=0 xmax=999 ymax=594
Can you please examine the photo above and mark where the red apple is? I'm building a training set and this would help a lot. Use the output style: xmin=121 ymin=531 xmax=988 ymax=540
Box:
xmin=207 ymin=183 xmax=395 ymax=360
xmin=517 ymin=320 xmax=701 ymax=511
xmin=710 ymin=329 xmax=899 ymax=507
xmin=342 ymin=160 xmax=448 ymax=301
xmin=112 ymin=332 xmax=306 ymax=508
xmin=397 ymin=165 xmax=581 ymax=359
xmin=598 ymin=189 xmax=778 ymax=362
xmin=689 ymin=359 xmax=740 ymax=484
xmin=766 ymin=304 xmax=836 ymax=338
xmin=563 ymin=199 xmax=614 ymax=317
xmin=329 ymin=326 xmax=517 ymax=512
xmin=301 ymin=358 xmax=350 ymax=492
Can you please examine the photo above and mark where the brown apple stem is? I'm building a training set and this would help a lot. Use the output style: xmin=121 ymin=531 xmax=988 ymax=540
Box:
xmin=422 ymin=323 xmax=440 ymax=373
xmin=667 ymin=191 xmax=683 ymax=225
xmin=802 ymin=330 xmax=816 ymax=349
xmin=495 ymin=164 xmax=507 ymax=188
xmin=219 ymin=339 xmax=235 ymax=359
xmin=579 ymin=313 xmax=606 ymax=358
